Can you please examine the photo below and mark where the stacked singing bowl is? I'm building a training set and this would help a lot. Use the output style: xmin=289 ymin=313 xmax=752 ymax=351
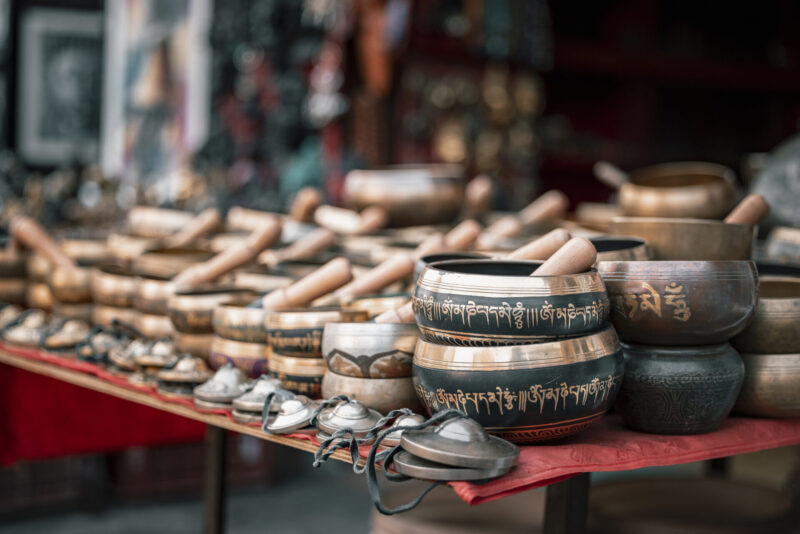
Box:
xmin=0 ymin=243 xmax=28 ymax=306
xmin=266 ymin=307 xmax=368 ymax=397
xmin=731 ymin=277 xmax=800 ymax=417
xmin=211 ymin=302 xmax=272 ymax=378
xmin=598 ymin=260 xmax=757 ymax=434
xmin=321 ymin=322 xmax=422 ymax=413
xmin=412 ymin=259 xmax=619 ymax=444
xmin=91 ymin=265 xmax=140 ymax=328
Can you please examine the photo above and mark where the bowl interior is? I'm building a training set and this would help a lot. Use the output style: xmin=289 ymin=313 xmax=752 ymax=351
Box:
xmin=590 ymin=238 xmax=646 ymax=253
xmin=429 ymin=259 xmax=594 ymax=277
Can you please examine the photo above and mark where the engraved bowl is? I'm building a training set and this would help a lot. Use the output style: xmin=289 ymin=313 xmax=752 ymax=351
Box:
xmin=734 ymin=352 xmax=800 ymax=417
xmin=266 ymin=307 xmax=368 ymax=358
xmin=269 ymin=352 xmax=326 ymax=398
xmin=412 ymin=326 xmax=623 ymax=444
xmin=597 ymin=260 xmax=758 ymax=345
xmin=322 ymin=322 xmax=419 ymax=378
xmin=413 ymin=259 xmax=610 ymax=346
xmin=321 ymin=372 xmax=421 ymax=413
xmin=167 ymin=287 xmax=258 ymax=334
xmin=208 ymin=335 xmax=270 ymax=378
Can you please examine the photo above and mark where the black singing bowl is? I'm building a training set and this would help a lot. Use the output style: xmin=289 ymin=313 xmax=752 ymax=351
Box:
xmin=413 ymin=326 xmax=623 ymax=444
xmin=413 ymin=259 xmax=610 ymax=346
xmin=615 ymin=342 xmax=744 ymax=435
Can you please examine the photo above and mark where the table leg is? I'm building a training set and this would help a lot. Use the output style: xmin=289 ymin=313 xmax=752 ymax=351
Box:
xmin=203 ymin=425 xmax=227 ymax=534
xmin=543 ymin=473 xmax=590 ymax=534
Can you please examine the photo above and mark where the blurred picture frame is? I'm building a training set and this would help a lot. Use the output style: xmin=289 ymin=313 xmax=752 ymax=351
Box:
xmin=17 ymin=8 xmax=103 ymax=166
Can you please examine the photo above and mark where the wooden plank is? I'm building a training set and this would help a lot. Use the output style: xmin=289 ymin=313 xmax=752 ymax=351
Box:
xmin=0 ymin=350 xmax=353 ymax=463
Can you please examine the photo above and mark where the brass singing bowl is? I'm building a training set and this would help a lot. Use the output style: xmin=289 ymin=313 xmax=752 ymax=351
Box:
xmin=26 ymin=282 xmax=53 ymax=309
xmin=346 ymin=293 xmax=410 ymax=319
xmin=135 ymin=312 xmax=174 ymax=339
xmin=735 ymin=352 xmax=800 ymax=417
xmin=321 ymin=373 xmax=421 ymax=413
xmin=0 ymin=278 xmax=28 ymax=305
xmin=413 ymin=326 xmax=623 ymax=443
xmin=413 ymin=252 xmax=488 ymax=284
xmin=598 ymin=260 xmax=758 ymax=345
xmin=590 ymin=237 xmax=650 ymax=263
xmin=91 ymin=264 xmax=139 ymax=307
xmin=267 ymin=307 xmax=369 ymax=358
xmin=212 ymin=303 xmax=270 ymax=343
xmin=343 ymin=164 xmax=465 ymax=227
xmin=322 ymin=322 xmax=419 ymax=378
xmin=60 ymin=238 xmax=112 ymax=265
xmin=47 ymin=266 xmax=93 ymax=303
xmin=618 ymin=162 xmax=738 ymax=219
xmin=608 ymin=217 xmax=755 ymax=261
xmin=269 ymin=352 xmax=326 ymax=397
xmin=92 ymin=305 xmax=140 ymax=329
xmin=106 ymin=232 xmax=155 ymax=263
xmin=166 ymin=287 xmax=258 ymax=334
xmin=414 ymin=259 xmax=610 ymax=346
xmin=208 ymin=336 xmax=270 ymax=378
xmin=133 ymin=247 xmax=214 ymax=279
xmin=731 ymin=277 xmax=800 ymax=354
xmin=173 ymin=332 xmax=214 ymax=360
xmin=133 ymin=275 xmax=172 ymax=315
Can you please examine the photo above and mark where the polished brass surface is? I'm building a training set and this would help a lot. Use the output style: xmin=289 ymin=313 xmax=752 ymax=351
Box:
xmin=735 ymin=352 xmax=800 ymax=417
xmin=135 ymin=312 xmax=175 ymax=339
xmin=48 ymin=266 xmax=92 ymax=303
xmin=608 ymin=217 xmax=755 ymax=261
xmin=346 ymin=294 xmax=411 ymax=319
xmin=167 ymin=288 xmax=258 ymax=334
xmin=133 ymin=339 xmax=176 ymax=368
xmin=91 ymin=305 xmax=140 ymax=329
xmin=26 ymin=282 xmax=53 ymax=309
xmin=322 ymin=322 xmax=418 ymax=378
xmin=382 ymin=413 xmax=426 ymax=447
xmin=321 ymin=372 xmax=421 ymax=413
xmin=133 ymin=275 xmax=172 ymax=315
xmin=91 ymin=265 xmax=139 ymax=307
xmin=591 ymin=237 xmax=650 ymax=263
xmin=598 ymin=261 xmax=758 ymax=345
xmin=269 ymin=352 xmax=326 ymax=377
xmin=173 ymin=332 xmax=214 ymax=359
xmin=732 ymin=277 xmax=800 ymax=354
xmin=210 ymin=336 xmax=269 ymax=361
xmin=316 ymin=400 xmax=383 ymax=437
xmin=213 ymin=303 xmax=270 ymax=343
xmin=133 ymin=247 xmax=214 ymax=279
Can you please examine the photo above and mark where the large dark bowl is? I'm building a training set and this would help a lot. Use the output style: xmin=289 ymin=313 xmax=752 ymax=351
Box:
xmin=597 ymin=261 xmax=758 ymax=345
xmin=616 ymin=343 xmax=744 ymax=434
xmin=413 ymin=326 xmax=623 ymax=444
xmin=413 ymin=259 xmax=610 ymax=346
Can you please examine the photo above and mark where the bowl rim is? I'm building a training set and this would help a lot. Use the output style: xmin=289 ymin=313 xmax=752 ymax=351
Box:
xmin=610 ymin=216 xmax=752 ymax=229
xmin=322 ymin=321 xmax=419 ymax=336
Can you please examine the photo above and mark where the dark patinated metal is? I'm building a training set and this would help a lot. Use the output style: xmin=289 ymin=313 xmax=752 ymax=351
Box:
xmin=732 ymin=277 xmax=800 ymax=354
xmin=735 ymin=352 xmax=800 ymax=418
xmin=320 ymin=372 xmax=420 ymax=413
xmin=382 ymin=413 xmax=425 ymax=447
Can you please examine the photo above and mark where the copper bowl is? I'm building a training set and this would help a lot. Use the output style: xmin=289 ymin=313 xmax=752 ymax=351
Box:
xmin=618 ymin=162 xmax=738 ymax=219
xmin=322 ymin=322 xmax=418 ymax=378
xmin=413 ymin=326 xmax=623 ymax=443
xmin=346 ymin=293 xmax=411 ymax=319
xmin=208 ymin=336 xmax=270 ymax=378
xmin=590 ymin=237 xmax=650 ymax=263
xmin=343 ymin=164 xmax=465 ymax=227
xmin=321 ymin=373 xmax=421 ymax=413
xmin=47 ymin=266 xmax=93 ymax=303
xmin=133 ymin=275 xmax=172 ymax=315
xmin=598 ymin=260 xmax=758 ymax=345
xmin=91 ymin=265 xmax=139 ymax=307
xmin=167 ymin=287 xmax=258 ymax=334
xmin=0 ymin=278 xmax=28 ymax=305
xmin=267 ymin=307 xmax=369 ymax=358
xmin=135 ymin=312 xmax=174 ymax=339
xmin=212 ymin=303 xmax=269 ymax=343
xmin=608 ymin=217 xmax=755 ymax=261
xmin=269 ymin=352 xmax=326 ymax=397
xmin=735 ymin=352 xmax=800 ymax=417
xmin=92 ymin=305 xmax=139 ymax=328
xmin=173 ymin=332 xmax=214 ymax=360
xmin=414 ymin=259 xmax=610 ymax=346
xmin=133 ymin=247 xmax=214 ymax=279
xmin=732 ymin=277 xmax=800 ymax=354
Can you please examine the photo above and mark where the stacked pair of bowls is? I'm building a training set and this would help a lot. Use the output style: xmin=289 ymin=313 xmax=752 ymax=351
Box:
xmin=211 ymin=303 xmax=272 ymax=378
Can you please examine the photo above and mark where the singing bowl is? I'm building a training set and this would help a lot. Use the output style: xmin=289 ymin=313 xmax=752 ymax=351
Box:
xmin=598 ymin=261 xmax=757 ymax=345
xmin=208 ymin=336 xmax=270 ymax=378
xmin=52 ymin=302 xmax=93 ymax=322
xmin=167 ymin=287 xmax=258 ymax=334
xmin=47 ymin=266 xmax=93 ymax=303
xmin=321 ymin=373 xmax=421 ymax=413
xmin=731 ymin=277 xmax=800 ymax=354
xmin=133 ymin=275 xmax=172 ymax=315
xmin=173 ymin=332 xmax=214 ymax=360
xmin=590 ymin=237 xmax=650 ymax=263
xmin=618 ymin=162 xmax=737 ymax=219
xmin=608 ymin=217 xmax=755 ymax=261
xmin=0 ymin=278 xmax=28 ymax=305
xmin=322 ymin=322 xmax=419 ymax=378
xmin=213 ymin=303 xmax=270 ymax=343
xmin=346 ymin=293 xmax=410 ymax=319
xmin=92 ymin=305 xmax=139 ymax=329
xmin=91 ymin=265 xmax=139 ymax=307
xmin=413 ymin=252 xmax=488 ymax=284
xmin=135 ymin=313 xmax=174 ymax=339
xmin=269 ymin=352 xmax=326 ymax=398
xmin=413 ymin=326 xmax=623 ymax=444
xmin=414 ymin=259 xmax=610 ymax=346
xmin=106 ymin=232 xmax=155 ymax=262
xmin=133 ymin=247 xmax=214 ymax=279
xmin=26 ymin=283 xmax=53 ymax=310
xmin=734 ymin=352 xmax=800 ymax=417
xmin=616 ymin=343 xmax=744 ymax=434
xmin=343 ymin=164 xmax=465 ymax=227
xmin=267 ymin=307 xmax=369 ymax=358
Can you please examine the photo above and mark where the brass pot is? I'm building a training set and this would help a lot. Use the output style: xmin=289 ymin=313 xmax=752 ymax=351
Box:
xmin=343 ymin=164 xmax=465 ymax=227
xmin=618 ymin=162 xmax=738 ymax=219
xmin=321 ymin=372 xmax=421 ymax=413
xmin=208 ymin=335 xmax=270 ymax=378
xmin=267 ymin=307 xmax=369 ymax=358
xmin=0 ymin=278 xmax=28 ymax=305
xmin=92 ymin=305 xmax=140 ymax=328
xmin=590 ymin=237 xmax=650 ymax=263
xmin=173 ymin=332 xmax=214 ymax=360
xmin=269 ymin=352 xmax=326 ymax=397
xmin=732 ymin=277 xmax=800 ymax=354
xmin=135 ymin=312 xmax=174 ymax=339
xmin=212 ymin=303 xmax=270 ymax=343
xmin=735 ymin=352 xmax=800 ymax=417
xmin=47 ymin=266 xmax=93 ymax=303
xmin=133 ymin=247 xmax=214 ymax=279
xmin=608 ymin=217 xmax=755 ymax=261
xmin=167 ymin=287 xmax=258 ymax=334
xmin=91 ymin=265 xmax=139 ymax=307
xmin=598 ymin=260 xmax=758 ymax=345
xmin=322 ymin=322 xmax=418 ymax=378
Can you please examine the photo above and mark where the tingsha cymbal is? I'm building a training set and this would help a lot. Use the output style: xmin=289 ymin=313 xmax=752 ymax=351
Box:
xmin=266 ymin=396 xmax=318 ymax=434
xmin=233 ymin=376 xmax=293 ymax=413
xmin=382 ymin=413 xmax=425 ymax=447
xmin=193 ymin=364 xmax=251 ymax=403
xmin=400 ymin=417 xmax=519 ymax=470
xmin=232 ymin=409 xmax=261 ymax=424
xmin=316 ymin=400 xmax=383 ymax=439
xmin=392 ymin=450 xmax=511 ymax=481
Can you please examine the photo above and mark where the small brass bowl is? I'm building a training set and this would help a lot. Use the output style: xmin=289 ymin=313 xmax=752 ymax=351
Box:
xmin=135 ymin=312 xmax=174 ymax=339
xmin=735 ymin=352 xmax=800 ymax=417
xmin=0 ymin=278 xmax=28 ymax=305
xmin=133 ymin=247 xmax=214 ymax=279
xmin=48 ymin=266 xmax=93 ymax=304
xmin=267 ymin=307 xmax=369 ymax=358
xmin=269 ymin=352 xmax=326 ymax=398
xmin=208 ymin=335 xmax=270 ymax=378
xmin=322 ymin=322 xmax=418 ymax=378
xmin=346 ymin=293 xmax=411 ymax=319
xmin=608 ymin=217 xmax=755 ymax=261
xmin=598 ymin=260 xmax=758 ymax=345
xmin=91 ymin=265 xmax=139 ymax=307
xmin=173 ymin=332 xmax=214 ymax=360
xmin=413 ymin=326 xmax=623 ymax=444
xmin=212 ymin=303 xmax=269 ymax=343
xmin=133 ymin=275 xmax=172 ymax=315
xmin=590 ymin=237 xmax=650 ymax=263
xmin=52 ymin=302 xmax=94 ymax=322
xmin=732 ymin=277 xmax=800 ymax=354
xmin=167 ymin=287 xmax=258 ymax=334
xmin=321 ymin=373 xmax=421 ymax=413
xmin=414 ymin=259 xmax=610 ymax=346
xmin=618 ymin=162 xmax=737 ymax=219
xmin=26 ymin=282 xmax=53 ymax=310
xmin=92 ymin=305 xmax=140 ymax=328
